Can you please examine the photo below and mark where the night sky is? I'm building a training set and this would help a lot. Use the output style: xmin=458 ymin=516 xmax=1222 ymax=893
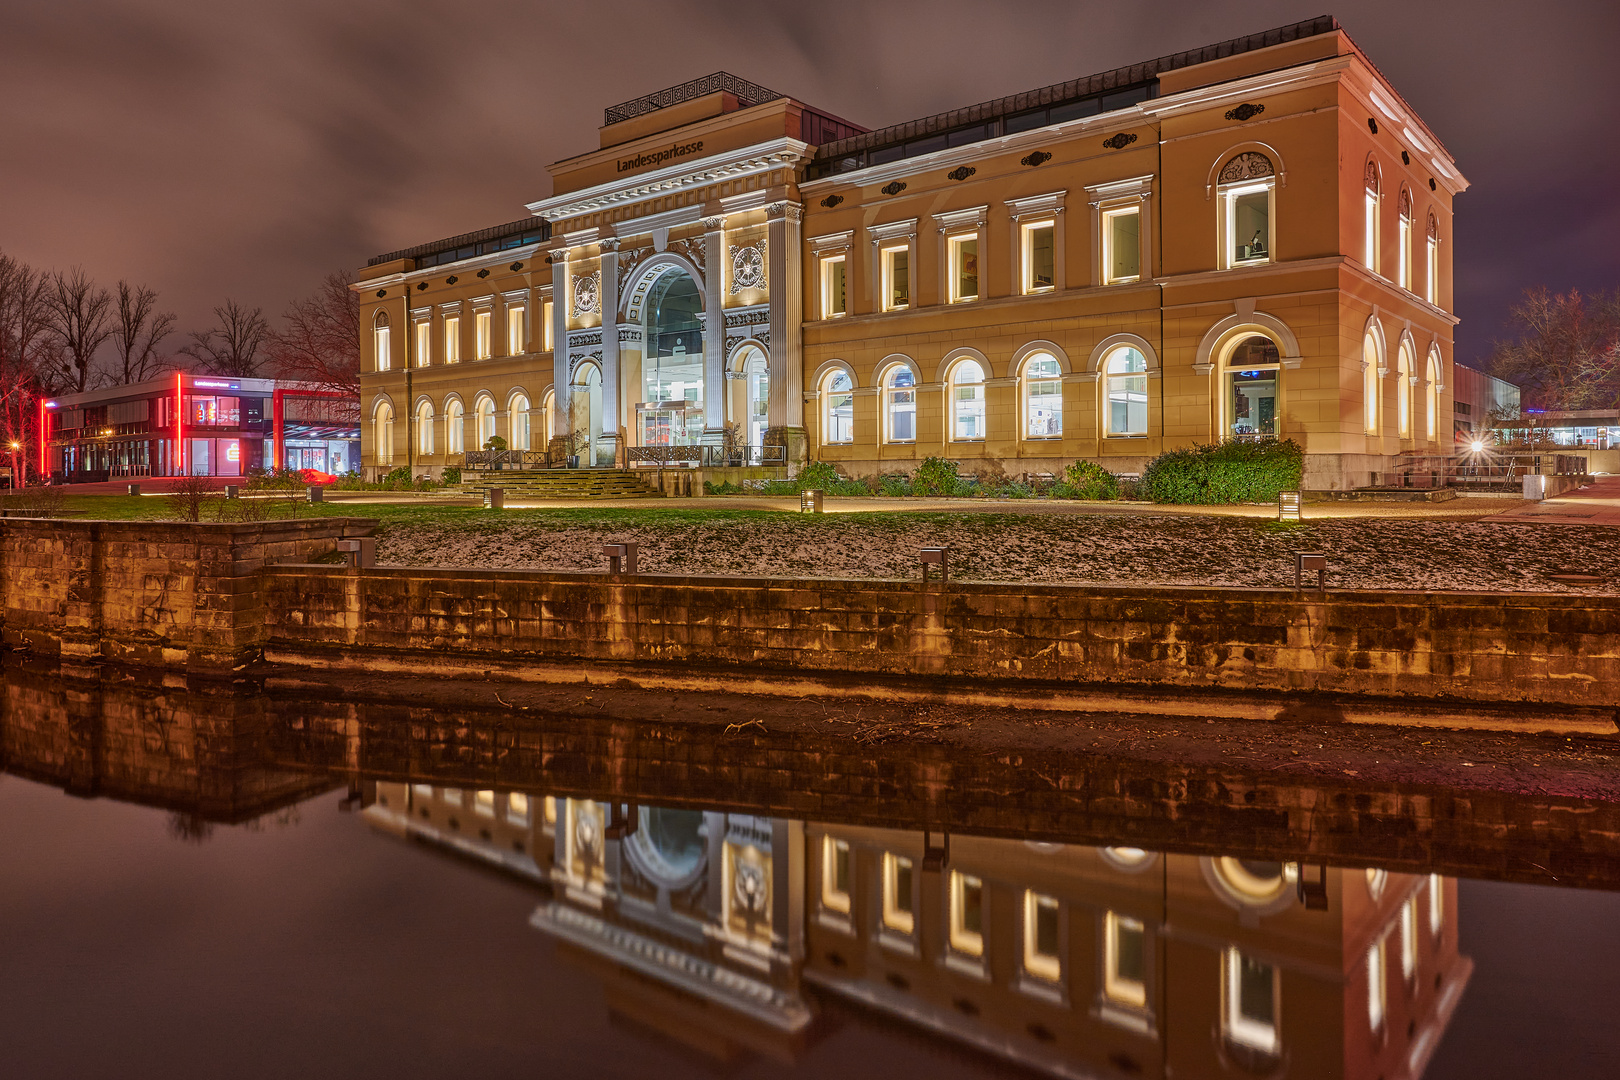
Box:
xmin=1 ymin=0 xmax=1615 ymax=366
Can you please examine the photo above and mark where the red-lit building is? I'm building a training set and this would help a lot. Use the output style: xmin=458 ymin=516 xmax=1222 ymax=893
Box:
xmin=41 ymin=374 xmax=360 ymax=483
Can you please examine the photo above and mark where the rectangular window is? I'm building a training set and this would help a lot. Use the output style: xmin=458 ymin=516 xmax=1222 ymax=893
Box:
xmin=1023 ymin=890 xmax=1061 ymax=982
xmin=1426 ymin=238 xmax=1439 ymax=305
xmin=542 ymin=299 xmax=554 ymax=351
xmin=882 ymin=852 xmax=915 ymax=934
xmin=1225 ymin=185 xmax=1271 ymax=267
xmin=374 ymin=325 xmax=391 ymax=372
xmin=881 ymin=246 xmax=909 ymax=311
xmin=1224 ymin=948 xmax=1279 ymax=1053
xmin=949 ymin=234 xmax=979 ymax=302
xmin=1104 ymin=911 xmax=1147 ymax=1007
xmin=475 ymin=790 xmax=495 ymax=817
xmin=475 ymin=310 xmax=492 ymax=360
xmin=443 ymin=316 xmax=460 ymax=364
xmin=1022 ymin=221 xmax=1054 ymax=293
xmin=1364 ymin=192 xmax=1380 ymax=271
xmin=1103 ymin=207 xmax=1141 ymax=283
xmin=821 ymin=255 xmax=847 ymax=318
xmin=508 ymin=791 xmax=530 ymax=824
xmin=1398 ymin=217 xmax=1412 ymax=290
xmin=822 ymin=837 xmax=851 ymax=914
xmin=507 ymin=306 xmax=526 ymax=355
xmin=415 ymin=321 xmax=431 ymax=367
xmin=1368 ymin=937 xmax=1387 ymax=1031
xmin=949 ymin=871 xmax=984 ymax=956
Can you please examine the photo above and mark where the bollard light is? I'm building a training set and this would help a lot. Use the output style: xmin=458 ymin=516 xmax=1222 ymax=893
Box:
xmin=306 ymin=484 xmax=323 ymax=503
xmin=920 ymin=546 xmax=950 ymax=584
xmin=603 ymin=542 xmax=638 ymax=575
xmin=484 ymin=487 xmax=504 ymax=509
xmin=1278 ymin=490 xmax=1301 ymax=521
xmin=1295 ymin=551 xmax=1327 ymax=592
xmin=800 ymin=488 xmax=824 ymax=514
xmin=127 ymin=482 xmax=141 ymax=497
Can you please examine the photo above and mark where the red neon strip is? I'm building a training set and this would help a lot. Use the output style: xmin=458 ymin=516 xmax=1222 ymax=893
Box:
xmin=272 ymin=387 xmax=284 ymax=470
xmin=175 ymin=372 xmax=184 ymax=476
xmin=38 ymin=396 xmax=46 ymax=478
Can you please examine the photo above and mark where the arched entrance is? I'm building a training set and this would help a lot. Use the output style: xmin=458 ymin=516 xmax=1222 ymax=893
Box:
xmin=729 ymin=343 xmax=769 ymax=450
xmin=571 ymin=363 xmax=602 ymax=460
xmin=638 ymin=269 xmax=705 ymax=450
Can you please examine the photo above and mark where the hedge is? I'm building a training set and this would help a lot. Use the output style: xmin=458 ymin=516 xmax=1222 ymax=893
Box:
xmin=1140 ymin=438 xmax=1303 ymax=504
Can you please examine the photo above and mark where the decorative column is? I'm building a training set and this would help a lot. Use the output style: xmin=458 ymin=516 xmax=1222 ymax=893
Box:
xmin=765 ymin=201 xmax=806 ymax=468
xmin=598 ymin=239 xmax=623 ymax=466
xmin=550 ymin=249 xmax=570 ymax=439
xmin=701 ymin=216 xmax=727 ymax=447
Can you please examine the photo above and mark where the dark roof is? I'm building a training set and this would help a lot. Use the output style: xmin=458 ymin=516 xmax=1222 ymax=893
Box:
xmin=604 ymin=72 xmax=784 ymax=126
xmin=813 ymin=15 xmax=1340 ymax=161
xmin=367 ymin=217 xmax=551 ymax=269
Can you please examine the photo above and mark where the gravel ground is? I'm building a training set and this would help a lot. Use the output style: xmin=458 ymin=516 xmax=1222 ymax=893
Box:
xmin=376 ymin=512 xmax=1619 ymax=593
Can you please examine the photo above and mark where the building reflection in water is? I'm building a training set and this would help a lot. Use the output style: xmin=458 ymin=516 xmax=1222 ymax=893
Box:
xmin=364 ymin=785 xmax=1472 ymax=1078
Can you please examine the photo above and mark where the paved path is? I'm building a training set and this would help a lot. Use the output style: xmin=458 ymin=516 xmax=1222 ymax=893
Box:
xmin=1492 ymin=476 xmax=1620 ymax=526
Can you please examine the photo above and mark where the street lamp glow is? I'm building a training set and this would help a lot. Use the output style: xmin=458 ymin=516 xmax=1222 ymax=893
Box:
xmin=1469 ymin=440 xmax=1484 ymax=453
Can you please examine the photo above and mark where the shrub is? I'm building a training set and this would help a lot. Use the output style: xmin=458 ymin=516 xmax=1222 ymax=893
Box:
xmin=484 ymin=435 xmax=507 ymax=451
xmin=167 ymin=475 xmax=218 ymax=522
xmin=878 ymin=473 xmax=913 ymax=497
xmin=1140 ymin=438 xmax=1304 ymax=504
xmin=382 ymin=466 xmax=411 ymax=484
xmin=1050 ymin=460 xmax=1120 ymax=500
xmin=442 ymin=466 xmax=461 ymax=485
xmin=912 ymin=456 xmax=962 ymax=497
xmin=796 ymin=460 xmax=841 ymax=492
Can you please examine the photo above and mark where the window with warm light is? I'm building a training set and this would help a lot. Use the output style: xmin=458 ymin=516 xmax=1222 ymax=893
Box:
xmin=823 ymin=370 xmax=854 ymax=444
xmin=444 ymin=316 xmax=461 ymax=364
xmin=373 ymin=402 xmax=394 ymax=464
xmin=1425 ymin=215 xmax=1439 ymax=305
xmin=821 ymin=255 xmax=847 ymax=318
xmin=508 ymin=305 xmax=526 ymax=355
xmin=541 ymin=390 xmax=555 ymax=448
xmin=1397 ymin=341 xmax=1414 ymax=437
xmin=509 ymin=394 xmax=530 ymax=451
xmin=1216 ymin=152 xmax=1274 ymax=269
xmin=415 ymin=400 xmax=433 ymax=455
xmin=1104 ymin=346 xmax=1149 ymax=437
xmin=1364 ymin=161 xmax=1381 ymax=273
xmin=1104 ymin=911 xmax=1147 ymax=1007
xmin=881 ymin=246 xmax=909 ymax=311
xmin=882 ymin=853 xmax=915 ymax=934
xmin=1223 ymin=948 xmax=1279 ymax=1054
xmin=949 ymin=871 xmax=984 ymax=956
xmin=445 ymin=399 xmax=464 ymax=455
xmin=950 ymin=359 xmax=985 ymax=440
xmin=415 ymin=320 xmax=431 ymax=367
xmin=822 ymin=836 xmax=851 ymax=913
xmin=885 ymin=366 xmax=916 ymax=443
xmin=949 ymin=234 xmax=980 ymax=302
xmin=1426 ymin=350 xmax=1440 ymax=441
xmin=1103 ymin=207 xmax=1141 ymax=284
xmin=1021 ymin=220 xmax=1055 ymax=293
xmin=1023 ymin=891 xmax=1061 ymax=982
xmin=822 ymin=835 xmax=848 ymax=913
xmin=542 ymin=299 xmax=555 ymax=351
xmin=1024 ymin=353 xmax=1063 ymax=438
xmin=1368 ymin=936 xmax=1387 ymax=1031
xmin=475 ymin=310 xmax=492 ymax=360
xmin=373 ymin=312 xmax=391 ymax=372
xmin=1364 ymin=333 xmax=1381 ymax=435
xmin=475 ymin=396 xmax=495 ymax=449
xmin=1397 ymin=189 xmax=1413 ymax=290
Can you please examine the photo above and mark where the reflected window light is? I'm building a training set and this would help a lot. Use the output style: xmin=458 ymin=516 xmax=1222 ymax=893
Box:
xmin=411 ymin=784 xmax=432 ymax=799
xmin=823 ymin=837 xmax=851 ymax=914
xmin=882 ymin=852 xmax=915 ymax=934
xmin=949 ymin=871 xmax=984 ymax=956
xmin=1104 ymin=911 xmax=1147 ymax=1007
xmin=1429 ymin=873 xmax=1444 ymax=935
xmin=1223 ymin=947 xmax=1279 ymax=1054
xmin=1023 ymin=891 xmax=1062 ymax=982
xmin=1366 ymin=867 xmax=1388 ymax=901
xmin=1368 ymin=937 xmax=1387 ymax=1032
xmin=1401 ymin=897 xmax=1418 ymax=980
xmin=440 ymin=787 xmax=463 ymax=806
xmin=508 ymin=792 xmax=530 ymax=823
xmin=475 ymin=790 xmax=496 ymax=817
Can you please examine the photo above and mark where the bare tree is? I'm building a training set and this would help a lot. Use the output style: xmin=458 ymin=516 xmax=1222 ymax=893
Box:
xmin=0 ymin=252 xmax=57 ymax=482
xmin=1490 ymin=287 xmax=1620 ymax=411
xmin=267 ymin=270 xmax=360 ymax=394
xmin=109 ymin=280 xmax=176 ymax=385
xmin=44 ymin=267 xmax=115 ymax=394
xmin=180 ymin=299 xmax=271 ymax=377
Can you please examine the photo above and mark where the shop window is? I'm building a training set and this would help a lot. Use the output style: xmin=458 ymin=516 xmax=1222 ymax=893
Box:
xmin=1397 ymin=189 xmax=1413 ymax=291
xmin=949 ymin=234 xmax=980 ymax=302
xmin=1364 ymin=160 xmax=1381 ymax=273
xmin=1104 ymin=911 xmax=1147 ymax=1007
xmin=1021 ymin=220 xmax=1055 ymax=293
xmin=1024 ymin=353 xmax=1063 ymax=438
xmin=950 ymin=359 xmax=985 ymax=441
xmin=414 ymin=320 xmax=430 ymax=367
xmin=475 ymin=310 xmax=492 ymax=360
xmin=1225 ymin=336 xmax=1280 ymax=441
xmin=949 ymin=871 xmax=984 ymax=956
xmin=1023 ymin=891 xmax=1062 ymax=983
xmin=444 ymin=316 xmax=461 ymax=364
xmin=822 ymin=836 xmax=851 ymax=913
xmin=821 ymin=255 xmax=847 ymax=318
xmin=823 ymin=370 xmax=854 ymax=444
xmin=415 ymin=400 xmax=434 ymax=455
xmin=1425 ymin=214 xmax=1439 ymax=305
xmin=445 ymin=399 xmax=464 ymax=455
xmin=1217 ymin=152 xmax=1274 ymax=269
xmin=882 ymin=852 xmax=915 ymax=934
xmin=1368 ymin=937 xmax=1387 ymax=1032
xmin=881 ymin=246 xmax=910 ymax=311
xmin=509 ymin=394 xmax=530 ymax=451
xmin=1103 ymin=206 xmax=1141 ymax=284
xmin=1104 ymin=346 xmax=1148 ymax=437
xmin=1223 ymin=947 xmax=1279 ymax=1054
xmin=1397 ymin=341 xmax=1414 ymax=437
xmin=885 ymin=366 xmax=917 ymax=443
xmin=1363 ymin=333 xmax=1381 ymax=435
xmin=507 ymin=305 xmax=526 ymax=355
xmin=373 ymin=312 xmax=391 ymax=372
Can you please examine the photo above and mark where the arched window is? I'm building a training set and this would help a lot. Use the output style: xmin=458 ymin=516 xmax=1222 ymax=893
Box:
xmin=884 ymin=366 xmax=917 ymax=443
xmin=1224 ymin=336 xmax=1280 ymax=441
xmin=415 ymin=400 xmax=434 ymax=456
xmin=445 ymin=399 xmax=464 ymax=455
xmin=823 ymin=370 xmax=854 ymax=444
xmin=373 ymin=311 xmax=391 ymax=372
xmin=475 ymin=396 xmax=496 ymax=449
xmin=1104 ymin=347 xmax=1149 ymax=437
xmin=1023 ymin=353 xmax=1062 ymax=439
xmin=1426 ymin=347 xmax=1441 ymax=442
xmin=643 ymin=270 xmax=705 ymax=446
xmin=1217 ymin=152 xmax=1275 ymax=269
xmin=541 ymin=390 xmax=555 ymax=448
xmin=509 ymin=394 xmax=530 ymax=451
xmin=1396 ymin=341 xmax=1414 ymax=438
xmin=1363 ymin=332 xmax=1381 ymax=435
xmin=742 ymin=349 xmax=769 ymax=448
xmin=1364 ymin=160 xmax=1381 ymax=273
xmin=1396 ymin=189 xmax=1413 ymax=291
xmin=1425 ymin=213 xmax=1440 ymax=305
xmin=949 ymin=359 xmax=985 ymax=441
xmin=373 ymin=401 xmax=394 ymax=465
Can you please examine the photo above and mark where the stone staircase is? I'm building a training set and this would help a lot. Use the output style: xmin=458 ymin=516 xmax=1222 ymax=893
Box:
xmin=452 ymin=468 xmax=663 ymax=501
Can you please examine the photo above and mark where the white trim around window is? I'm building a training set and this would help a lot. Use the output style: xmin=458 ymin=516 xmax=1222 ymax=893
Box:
xmin=868 ymin=219 xmax=916 ymax=314
xmin=1006 ymin=190 xmax=1066 ymax=294
xmin=933 ymin=205 xmax=987 ymax=305
xmin=1086 ymin=175 xmax=1153 ymax=286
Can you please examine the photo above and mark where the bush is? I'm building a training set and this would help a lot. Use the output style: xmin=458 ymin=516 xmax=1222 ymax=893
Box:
xmin=878 ymin=474 xmax=913 ymax=497
xmin=1140 ymin=438 xmax=1304 ymax=504
xmin=796 ymin=460 xmax=841 ymax=492
xmin=1050 ymin=460 xmax=1120 ymax=500
xmin=912 ymin=456 xmax=962 ymax=497
xmin=442 ymin=466 xmax=461 ymax=485
xmin=382 ymin=466 xmax=411 ymax=484
xmin=484 ymin=435 xmax=507 ymax=451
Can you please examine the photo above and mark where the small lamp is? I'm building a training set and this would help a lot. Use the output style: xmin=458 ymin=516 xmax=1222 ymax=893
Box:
xmin=1278 ymin=490 xmax=1301 ymax=521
